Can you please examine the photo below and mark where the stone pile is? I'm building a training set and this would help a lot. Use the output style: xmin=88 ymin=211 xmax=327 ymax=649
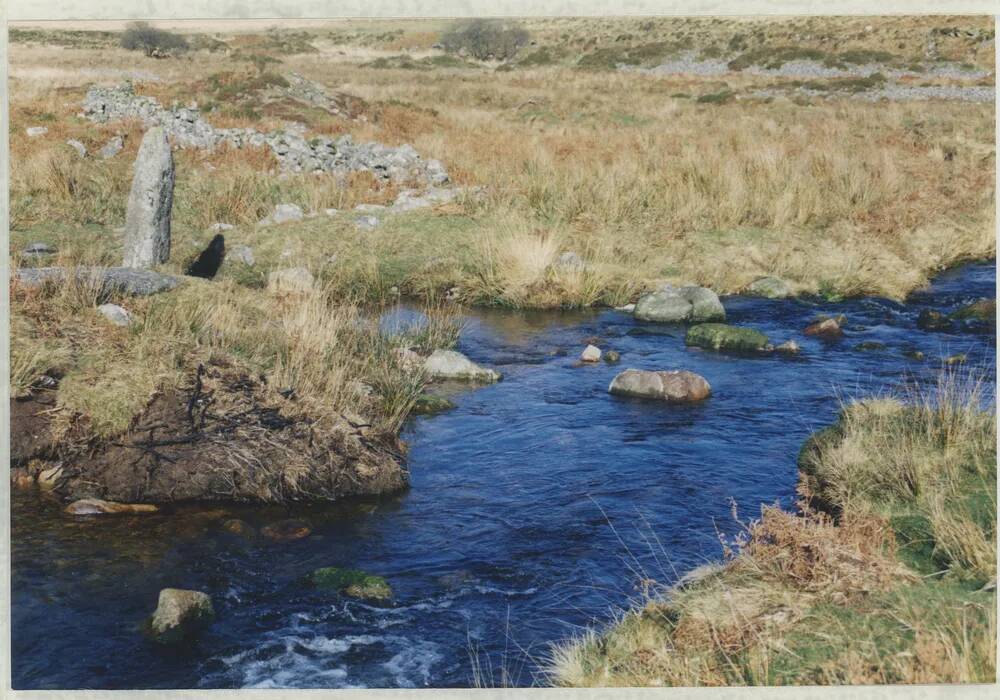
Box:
xmin=83 ymin=82 xmax=449 ymax=185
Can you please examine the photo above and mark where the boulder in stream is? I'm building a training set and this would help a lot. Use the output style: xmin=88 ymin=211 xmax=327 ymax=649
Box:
xmin=685 ymin=323 xmax=770 ymax=353
xmin=424 ymin=350 xmax=502 ymax=383
xmin=917 ymin=309 xmax=953 ymax=332
xmin=804 ymin=317 xmax=843 ymax=339
xmin=65 ymin=499 xmax=159 ymax=515
xmin=148 ymin=588 xmax=215 ymax=644
xmin=745 ymin=276 xmax=791 ymax=299
xmin=950 ymin=298 xmax=995 ymax=323
xmin=608 ymin=369 xmax=711 ymax=402
xmin=634 ymin=285 xmax=725 ymax=323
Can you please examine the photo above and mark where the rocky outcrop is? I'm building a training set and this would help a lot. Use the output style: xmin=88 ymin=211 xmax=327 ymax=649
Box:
xmin=148 ymin=589 xmax=215 ymax=644
xmin=15 ymin=267 xmax=179 ymax=296
xmin=83 ymin=82 xmax=449 ymax=185
xmin=634 ymin=285 xmax=725 ymax=323
xmin=123 ymin=127 xmax=174 ymax=269
xmin=685 ymin=323 xmax=770 ymax=353
xmin=424 ymin=350 xmax=502 ymax=383
xmin=608 ymin=369 xmax=711 ymax=402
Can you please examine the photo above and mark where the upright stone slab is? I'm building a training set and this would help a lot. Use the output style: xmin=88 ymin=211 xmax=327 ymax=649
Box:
xmin=123 ymin=127 xmax=174 ymax=269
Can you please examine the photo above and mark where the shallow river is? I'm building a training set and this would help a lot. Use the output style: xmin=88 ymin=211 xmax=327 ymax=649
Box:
xmin=11 ymin=262 xmax=996 ymax=689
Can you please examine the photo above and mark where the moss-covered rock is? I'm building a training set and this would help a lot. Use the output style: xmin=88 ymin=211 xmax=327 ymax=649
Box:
xmin=685 ymin=323 xmax=769 ymax=353
xmin=310 ymin=567 xmax=393 ymax=601
xmin=950 ymin=298 xmax=995 ymax=323
xmin=411 ymin=393 xmax=456 ymax=415
xmin=917 ymin=309 xmax=953 ymax=332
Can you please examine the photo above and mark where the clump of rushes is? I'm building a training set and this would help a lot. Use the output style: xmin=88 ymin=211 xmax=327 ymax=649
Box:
xmin=550 ymin=369 xmax=996 ymax=687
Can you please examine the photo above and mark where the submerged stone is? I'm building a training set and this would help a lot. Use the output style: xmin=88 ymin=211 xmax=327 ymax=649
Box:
xmin=261 ymin=519 xmax=312 ymax=542
xmin=685 ymin=323 xmax=770 ymax=353
xmin=412 ymin=393 xmax=456 ymax=415
xmin=804 ymin=318 xmax=843 ymax=339
xmin=310 ymin=567 xmax=393 ymax=601
xmin=604 ymin=350 xmax=621 ymax=363
xmin=854 ymin=341 xmax=887 ymax=352
xmin=917 ymin=309 xmax=953 ymax=332
xmin=950 ymin=298 xmax=995 ymax=323
xmin=65 ymin=499 xmax=158 ymax=515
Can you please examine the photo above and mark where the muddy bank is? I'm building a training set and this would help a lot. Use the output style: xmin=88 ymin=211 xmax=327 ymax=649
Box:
xmin=11 ymin=364 xmax=407 ymax=504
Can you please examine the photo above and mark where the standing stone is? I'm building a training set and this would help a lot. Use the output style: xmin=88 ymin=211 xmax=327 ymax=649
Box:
xmin=123 ymin=127 xmax=174 ymax=269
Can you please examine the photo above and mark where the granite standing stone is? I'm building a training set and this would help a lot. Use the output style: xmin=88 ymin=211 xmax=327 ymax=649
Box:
xmin=123 ymin=127 xmax=174 ymax=269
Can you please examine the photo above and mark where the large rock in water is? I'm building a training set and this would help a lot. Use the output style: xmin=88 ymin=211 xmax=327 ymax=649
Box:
xmin=424 ymin=350 xmax=502 ymax=383
xmin=634 ymin=286 xmax=725 ymax=323
xmin=608 ymin=369 xmax=711 ymax=402
xmin=310 ymin=567 xmax=393 ymax=601
xmin=148 ymin=589 xmax=215 ymax=644
xmin=685 ymin=323 xmax=770 ymax=353
xmin=123 ymin=127 xmax=174 ymax=269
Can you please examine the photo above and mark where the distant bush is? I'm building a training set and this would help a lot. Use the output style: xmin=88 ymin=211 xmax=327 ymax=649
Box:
xmin=439 ymin=19 xmax=530 ymax=61
xmin=120 ymin=22 xmax=189 ymax=57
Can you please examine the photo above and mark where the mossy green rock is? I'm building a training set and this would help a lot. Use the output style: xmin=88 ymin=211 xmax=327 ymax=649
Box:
xmin=950 ymin=298 xmax=995 ymax=323
xmin=685 ymin=323 xmax=769 ymax=353
xmin=310 ymin=567 xmax=392 ymax=601
xmin=411 ymin=393 xmax=456 ymax=415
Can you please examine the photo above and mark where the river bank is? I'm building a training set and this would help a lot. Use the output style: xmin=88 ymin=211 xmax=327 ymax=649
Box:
xmin=10 ymin=261 xmax=995 ymax=688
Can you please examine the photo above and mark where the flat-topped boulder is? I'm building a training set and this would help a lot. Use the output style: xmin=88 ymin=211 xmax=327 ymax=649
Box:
xmin=685 ymin=323 xmax=770 ymax=353
xmin=424 ymin=349 xmax=502 ymax=383
xmin=608 ymin=369 xmax=711 ymax=402
xmin=15 ymin=267 xmax=179 ymax=296
xmin=634 ymin=285 xmax=725 ymax=323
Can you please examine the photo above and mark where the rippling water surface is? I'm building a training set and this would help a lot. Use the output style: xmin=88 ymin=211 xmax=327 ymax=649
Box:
xmin=11 ymin=262 xmax=996 ymax=689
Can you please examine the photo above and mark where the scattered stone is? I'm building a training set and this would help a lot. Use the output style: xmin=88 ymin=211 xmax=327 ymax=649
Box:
xmin=391 ymin=186 xmax=458 ymax=212
xmin=209 ymin=222 xmax=233 ymax=232
xmin=258 ymin=203 xmax=304 ymax=226
xmin=148 ymin=588 xmax=215 ymax=644
xmin=615 ymin=303 xmax=636 ymax=313
xmin=580 ymin=344 xmax=602 ymax=362
xmin=355 ymin=214 xmax=380 ymax=231
xmin=424 ymin=349 xmax=502 ymax=383
xmin=65 ymin=499 xmax=159 ymax=515
xmin=229 ymin=244 xmax=255 ymax=266
xmin=66 ymin=139 xmax=87 ymax=157
xmin=854 ymin=341 xmax=887 ymax=352
xmin=324 ymin=208 xmax=340 ymax=216
xmin=22 ymin=241 xmax=56 ymax=256
xmin=99 ymin=135 xmax=125 ymax=159
xmin=804 ymin=318 xmax=843 ymax=339
xmin=944 ymin=353 xmax=968 ymax=366
xmin=354 ymin=203 xmax=387 ymax=213
xmin=37 ymin=465 xmax=64 ymax=490
xmin=123 ymin=127 xmax=174 ymax=269
xmin=608 ymin=369 xmax=711 ymax=402
xmin=412 ymin=393 xmax=456 ymax=415
xmin=261 ymin=519 xmax=312 ymax=542
xmin=604 ymin=350 xmax=621 ymax=363
xmin=310 ymin=567 xmax=392 ymax=601
xmin=555 ymin=251 xmax=586 ymax=272
xmin=221 ymin=519 xmax=256 ymax=538
xmin=951 ymin=298 xmax=995 ymax=323
xmin=267 ymin=267 xmax=314 ymax=295
xmin=26 ymin=126 xmax=48 ymax=137
xmin=917 ymin=309 xmax=953 ymax=332
xmin=186 ymin=234 xmax=226 ymax=279
xmin=16 ymin=266 xmax=179 ymax=296
xmin=775 ymin=340 xmax=801 ymax=355
xmin=745 ymin=276 xmax=791 ymax=299
xmin=685 ymin=323 xmax=770 ymax=353
xmin=97 ymin=303 xmax=132 ymax=327
xmin=634 ymin=286 xmax=725 ymax=323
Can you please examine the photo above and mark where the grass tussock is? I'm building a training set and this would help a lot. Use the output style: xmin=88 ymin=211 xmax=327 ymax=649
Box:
xmin=550 ymin=370 xmax=996 ymax=687
xmin=11 ymin=271 xmax=461 ymax=440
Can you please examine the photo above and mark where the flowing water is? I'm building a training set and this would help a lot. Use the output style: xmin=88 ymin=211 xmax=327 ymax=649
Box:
xmin=11 ymin=262 xmax=996 ymax=689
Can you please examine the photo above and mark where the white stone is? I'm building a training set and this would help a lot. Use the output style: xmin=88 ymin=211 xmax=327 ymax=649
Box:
xmin=97 ymin=303 xmax=132 ymax=327
xmin=66 ymin=139 xmax=87 ymax=157
xmin=209 ymin=222 xmax=233 ymax=232
xmin=580 ymin=344 xmax=602 ymax=362
xmin=424 ymin=349 xmax=502 ymax=383
xmin=26 ymin=126 xmax=48 ymax=137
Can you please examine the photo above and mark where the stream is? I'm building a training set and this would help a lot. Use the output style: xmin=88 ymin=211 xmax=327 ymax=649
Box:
xmin=10 ymin=261 xmax=996 ymax=689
